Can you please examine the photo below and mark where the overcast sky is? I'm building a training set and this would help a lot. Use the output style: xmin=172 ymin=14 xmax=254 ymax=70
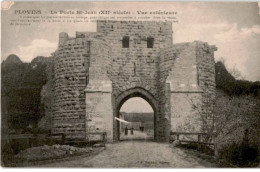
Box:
xmin=2 ymin=2 xmax=260 ymax=112
xmin=2 ymin=2 xmax=260 ymax=81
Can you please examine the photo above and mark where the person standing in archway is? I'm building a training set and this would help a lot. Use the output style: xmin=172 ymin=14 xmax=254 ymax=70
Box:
xmin=125 ymin=126 xmax=128 ymax=135
xmin=131 ymin=127 xmax=134 ymax=135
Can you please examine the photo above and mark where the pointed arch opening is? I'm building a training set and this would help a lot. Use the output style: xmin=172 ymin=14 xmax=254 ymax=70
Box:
xmin=114 ymin=87 xmax=158 ymax=141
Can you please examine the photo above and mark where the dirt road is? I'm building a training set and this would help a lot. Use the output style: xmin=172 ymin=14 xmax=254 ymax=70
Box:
xmin=38 ymin=140 xmax=215 ymax=168
xmin=120 ymin=130 xmax=153 ymax=140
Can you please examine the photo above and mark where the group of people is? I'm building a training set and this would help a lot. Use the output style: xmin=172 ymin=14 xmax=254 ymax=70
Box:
xmin=124 ymin=127 xmax=134 ymax=135
xmin=124 ymin=126 xmax=145 ymax=135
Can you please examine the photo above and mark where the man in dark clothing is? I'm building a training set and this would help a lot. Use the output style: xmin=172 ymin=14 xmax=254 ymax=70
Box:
xmin=125 ymin=126 xmax=128 ymax=135
xmin=131 ymin=127 xmax=134 ymax=135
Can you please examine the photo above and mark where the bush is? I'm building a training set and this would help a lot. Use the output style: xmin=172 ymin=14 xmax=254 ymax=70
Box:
xmin=1 ymin=137 xmax=64 ymax=165
xmin=177 ymin=143 xmax=214 ymax=156
xmin=1 ymin=140 xmax=30 ymax=165
xmin=1 ymin=143 xmax=15 ymax=164
xmin=219 ymin=142 xmax=259 ymax=167
xmin=9 ymin=140 xmax=30 ymax=155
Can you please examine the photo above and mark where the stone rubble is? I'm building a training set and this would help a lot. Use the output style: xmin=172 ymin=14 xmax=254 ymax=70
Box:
xmin=14 ymin=144 xmax=94 ymax=161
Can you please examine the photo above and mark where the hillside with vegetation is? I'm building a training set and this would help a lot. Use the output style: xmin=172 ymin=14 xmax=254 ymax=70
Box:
xmin=214 ymin=61 xmax=260 ymax=167
xmin=1 ymin=55 xmax=50 ymax=133
xmin=215 ymin=61 xmax=260 ymax=97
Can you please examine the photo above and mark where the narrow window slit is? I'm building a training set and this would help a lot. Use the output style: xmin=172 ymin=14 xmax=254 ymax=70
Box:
xmin=122 ymin=36 xmax=129 ymax=48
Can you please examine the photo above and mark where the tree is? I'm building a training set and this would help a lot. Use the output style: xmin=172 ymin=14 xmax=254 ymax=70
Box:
xmin=1 ymin=55 xmax=48 ymax=133
xmin=229 ymin=65 xmax=246 ymax=80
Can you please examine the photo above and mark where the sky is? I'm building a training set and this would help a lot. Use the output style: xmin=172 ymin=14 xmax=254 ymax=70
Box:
xmin=1 ymin=2 xmax=260 ymax=112
xmin=2 ymin=2 xmax=260 ymax=81
xmin=120 ymin=97 xmax=153 ymax=113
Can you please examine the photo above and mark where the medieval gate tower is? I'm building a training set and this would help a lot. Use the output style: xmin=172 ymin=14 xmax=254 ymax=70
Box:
xmin=48 ymin=20 xmax=217 ymax=142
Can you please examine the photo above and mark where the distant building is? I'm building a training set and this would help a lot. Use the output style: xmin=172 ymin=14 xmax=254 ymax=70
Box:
xmin=120 ymin=112 xmax=154 ymax=131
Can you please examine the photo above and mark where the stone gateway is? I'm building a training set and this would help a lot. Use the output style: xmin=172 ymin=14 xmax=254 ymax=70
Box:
xmin=46 ymin=20 xmax=217 ymax=142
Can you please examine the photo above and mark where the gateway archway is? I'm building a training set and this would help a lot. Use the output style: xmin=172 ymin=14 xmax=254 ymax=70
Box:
xmin=113 ymin=87 xmax=158 ymax=141
xmin=118 ymin=97 xmax=154 ymax=141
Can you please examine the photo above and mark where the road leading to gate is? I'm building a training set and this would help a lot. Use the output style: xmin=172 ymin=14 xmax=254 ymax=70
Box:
xmin=38 ymin=141 xmax=216 ymax=168
xmin=120 ymin=130 xmax=153 ymax=140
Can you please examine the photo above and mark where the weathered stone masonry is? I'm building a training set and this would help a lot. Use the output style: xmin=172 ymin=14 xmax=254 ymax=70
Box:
xmin=46 ymin=20 xmax=217 ymax=141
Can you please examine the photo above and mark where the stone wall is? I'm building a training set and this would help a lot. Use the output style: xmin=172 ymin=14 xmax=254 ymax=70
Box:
xmin=195 ymin=42 xmax=217 ymax=132
xmin=84 ymin=40 xmax=113 ymax=141
xmin=159 ymin=43 xmax=202 ymax=133
xmin=52 ymin=33 xmax=89 ymax=139
xmin=52 ymin=31 xmax=113 ymax=140
xmin=159 ymin=41 xmax=216 ymax=134
xmin=97 ymin=20 xmax=172 ymax=97
xmin=96 ymin=20 xmax=173 ymax=141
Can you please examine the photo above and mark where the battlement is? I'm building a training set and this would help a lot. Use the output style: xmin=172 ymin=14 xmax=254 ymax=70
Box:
xmin=59 ymin=20 xmax=173 ymax=50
